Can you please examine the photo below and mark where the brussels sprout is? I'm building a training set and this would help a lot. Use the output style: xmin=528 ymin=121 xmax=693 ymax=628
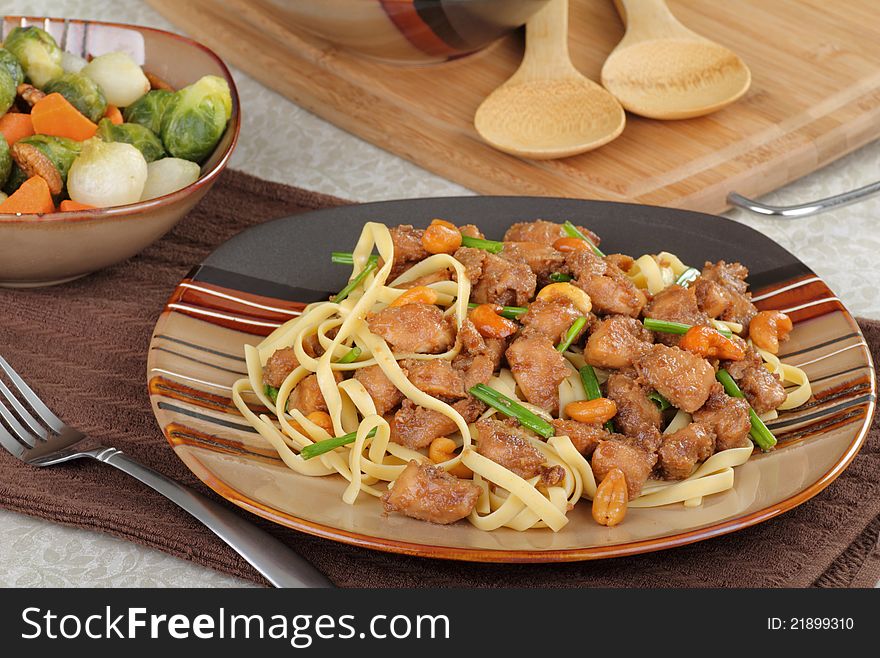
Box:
xmin=160 ymin=75 xmax=232 ymax=163
xmin=3 ymin=26 xmax=63 ymax=88
xmin=97 ymin=118 xmax=165 ymax=162
xmin=67 ymin=138 xmax=148 ymax=207
xmin=3 ymin=134 xmax=82 ymax=195
xmin=0 ymin=137 xmax=11 ymax=188
xmin=0 ymin=67 xmax=15 ymax=114
xmin=43 ymin=72 xmax=107 ymax=123
xmin=123 ymin=89 xmax=172 ymax=134
xmin=3 ymin=165 xmax=26 ymax=196
xmin=81 ymin=51 xmax=150 ymax=107
xmin=0 ymin=48 xmax=24 ymax=87
xmin=140 ymin=157 xmax=200 ymax=200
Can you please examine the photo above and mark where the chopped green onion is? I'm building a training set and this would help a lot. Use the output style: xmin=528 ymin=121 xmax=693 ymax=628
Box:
xmin=264 ymin=384 xmax=279 ymax=405
xmin=468 ymin=384 xmax=554 ymax=438
xmin=461 ymin=235 xmax=504 ymax=254
xmin=643 ymin=318 xmax=732 ymax=339
xmin=331 ymin=252 xmax=378 ymax=266
xmin=648 ymin=391 xmax=671 ymax=410
xmin=716 ymin=369 xmax=777 ymax=451
xmin=674 ymin=267 xmax=700 ymax=287
xmin=333 ymin=259 xmax=378 ymax=303
xmin=562 ymin=221 xmax=605 ymax=257
xmin=579 ymin=365 xmax=615 ymax=433
xmin=557 ymin=316 xmax=588 ymax=352
xmin=300 ymin=427 xmax=378 ymax=460
xmin=549 ymin=272 xmax=573 ymax=282
xmin=579 ymin=365 xmax=602 ymax=400
xmin=467 ymin=302 xmax=527 ymax=319
xmin=338 ymin=346 xmax=362 ymax=364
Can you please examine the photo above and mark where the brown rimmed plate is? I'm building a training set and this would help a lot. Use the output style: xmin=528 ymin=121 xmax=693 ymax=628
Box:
xmin=146 ymin=197 xmax=876 ymax=562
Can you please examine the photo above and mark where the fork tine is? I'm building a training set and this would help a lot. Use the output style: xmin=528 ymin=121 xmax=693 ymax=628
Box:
xmin=0 ymin=397 xmax=39 ymax=448
xmin=0 ymin=377 xmax=49 ymax=441
xmin=0 ymin=423 xmax=27 ymax=459
xmin=0 ymin=355 xmax=66 ymax=433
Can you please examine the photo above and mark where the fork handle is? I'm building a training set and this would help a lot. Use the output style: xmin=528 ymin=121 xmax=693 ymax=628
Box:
xmin=89 ymin=447 xmax=333 ymax=588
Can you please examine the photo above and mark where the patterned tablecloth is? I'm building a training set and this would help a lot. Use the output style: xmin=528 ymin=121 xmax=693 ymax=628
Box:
xmin=1 ymin=0 xmax=878 ymax=587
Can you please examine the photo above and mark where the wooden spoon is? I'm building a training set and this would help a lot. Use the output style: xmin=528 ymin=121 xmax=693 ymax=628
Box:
xmin=601 ymin=0 xmax=750 ymax=120
xmin=474 ymin=0 xmax=625 ymax=159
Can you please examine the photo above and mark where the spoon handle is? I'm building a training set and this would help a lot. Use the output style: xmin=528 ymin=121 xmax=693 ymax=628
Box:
xmin=520 ymin=0 xmax=573 ymax=77
xmin=613 ymin=0 xmax=686 ymax=36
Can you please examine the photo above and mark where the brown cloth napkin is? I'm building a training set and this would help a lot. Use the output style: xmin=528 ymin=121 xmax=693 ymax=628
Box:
xmin=1 ymin=169 xmax=878 ymax=588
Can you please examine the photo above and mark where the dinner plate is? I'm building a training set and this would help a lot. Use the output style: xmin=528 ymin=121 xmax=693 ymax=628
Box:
xmin=146 ymin=197 xmax=876 ymax=562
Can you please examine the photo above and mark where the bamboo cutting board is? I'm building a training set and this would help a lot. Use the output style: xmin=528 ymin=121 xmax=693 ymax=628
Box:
xmin=148 ymin=0 xmax=880 ymax=213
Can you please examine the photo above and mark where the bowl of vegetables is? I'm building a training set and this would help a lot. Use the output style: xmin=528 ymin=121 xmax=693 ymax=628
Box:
xmin=0 ymin=16 xmax=240 ymax=287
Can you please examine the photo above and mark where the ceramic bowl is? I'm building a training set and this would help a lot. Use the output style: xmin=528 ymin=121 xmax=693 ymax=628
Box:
xmin=260 ymin=0 xmax=551 ymax=64
xmin=0 ymin=16 xmax=240 ymax=288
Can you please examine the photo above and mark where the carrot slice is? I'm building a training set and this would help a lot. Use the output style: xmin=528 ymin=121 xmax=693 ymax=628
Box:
xmin=103 ymin=104 xmax=123 ymax=125
xmin=59 ymin=199 xmax=97 ymax=212
xmin=0 ymin=113 xmax=35 ymax=146
xmin=30 ymin=93 xmax=98 ymax=141
xmin=0 ymin=176 xmax=55 ymax=215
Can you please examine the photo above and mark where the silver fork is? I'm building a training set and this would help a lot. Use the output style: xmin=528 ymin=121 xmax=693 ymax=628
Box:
xmin=0 ymin=355 xmax=332 ymax=588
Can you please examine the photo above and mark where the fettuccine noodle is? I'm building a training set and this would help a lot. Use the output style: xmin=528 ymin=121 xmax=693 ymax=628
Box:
xmin=232 ymin=224 xmax=811 ymax=533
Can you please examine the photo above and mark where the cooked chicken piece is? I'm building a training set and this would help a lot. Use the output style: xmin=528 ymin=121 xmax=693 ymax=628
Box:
xmin=354 ymin=365 xmax=403 ymax=416
xmin=457 ymin=317 xmax=485 ymax=353
xmin=551 ymin=419 xmax=608 ymax=456
xmin=453 ymin=246 xmax=536 ymax=306
xmin=388 ymin=224 xmax=429 ymax=279
xmin=722 ymin=346 xmax=787 ymax=414
xmin=452 ymin=318 xmax=507 ymax=390
xmin=643 ymin=285 xmax=710 ymax=345
xmin=657 ymin=422 xmax=716 ymax=480
xmin=505 ymin=335 xmax=570 ymax=413
xmin=382 ymin=460 xmax=480 ymax=524
xmin=458 ymin=224 xmax=484 ymax=239
xmin=591 ymin=436 xmax=657 ymax=500
xmin=454 ymin=353 xmax=496 ymax=391
xmin=635 ymin=344 xmax=715 ymax=413
xmin=300 ymin=332 xmax=326 ymax=358
xmin=288 ymin=372 xmax=343 ymax=415
xmin=453 ymin=396 xmax=488 ymax=423
xmin=366 ymin=304 xmax=455 ymax=354
xmin=566 ymin=251 xmax=646 ymax=317
xmin=693 ymin=383 xmax=752 ymax=451
xmin=635 ymin=426 xmax=663 ymax=454
xmin=262 ymin=347 xmax=300 ymax=388
xmin=454 ymin=318 xmax=507 ymax=369
xmin=698 ymin=260 xmax=758 ymax=327
xmin=389 ymin=397 xmax=484 ymax=448
xmin=586 ymin=315 xmax=654 ymax=369
xmin=605 ymin=253 xmax=634 ymax=272
xmin=475 ymin=419 xmax=544 ymax=477
xmin=605 ymin=372 xmax=662 ymax=439
xmin=400 ymin=358 xmax=466 ymax=400
xmin=503 ymin=219 xmax=601 ymax=247
xmin=693 ymin=279 xmax=728 ymax=319
xmin=520 ymin=298 xmax=585 ymax=344
xmin=475 ymin=419 xmax=562 ymax=485
xmin=702 ymin=260 xmax=749 ymax=293
xmin=390 ymin=400 xmax=457 ymax=448
xmin=501 ymin=241 xmax=567 ymax=285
